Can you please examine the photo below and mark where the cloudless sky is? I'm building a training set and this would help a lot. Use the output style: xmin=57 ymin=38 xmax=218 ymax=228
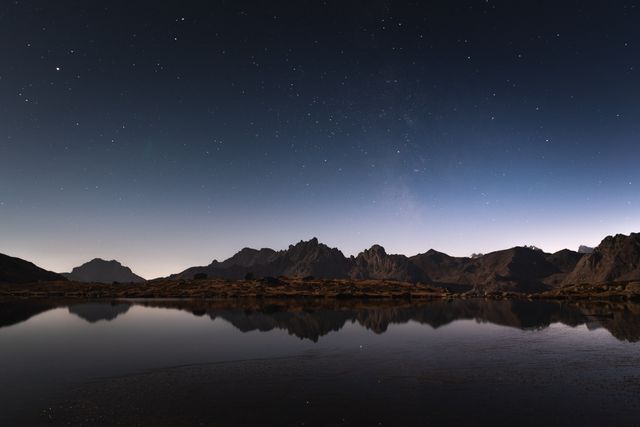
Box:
xmin=1 ymin=1 xmax=639 ymax=278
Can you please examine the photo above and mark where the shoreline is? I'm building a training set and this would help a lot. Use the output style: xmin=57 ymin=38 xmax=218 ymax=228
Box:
xmin=1 ymin=278 xmax=639 ymax=301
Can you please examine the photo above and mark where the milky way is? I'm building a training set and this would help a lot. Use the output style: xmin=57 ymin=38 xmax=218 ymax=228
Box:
xmin=1 ymin=1 xmax=639 ymax=277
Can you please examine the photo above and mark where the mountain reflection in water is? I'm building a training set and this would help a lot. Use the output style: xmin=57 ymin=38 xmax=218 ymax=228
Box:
xmin=2 ymin=298 xmax=640 ymax=427
xmin=2 ymin=298 xmax=639 ymax=342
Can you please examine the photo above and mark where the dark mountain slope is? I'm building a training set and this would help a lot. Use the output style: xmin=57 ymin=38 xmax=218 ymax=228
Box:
xmin=465 ymin=247 xmax=561 ymax=293
xmin=0 ymin=253 xmax=67 ymax=284
xmin=409 ymin=250 xmax=471 ymax=287
xmin=565 ymin=233 xmax=640 ymax=284
xmin=543 ymin=249 xmax=586 ymax=286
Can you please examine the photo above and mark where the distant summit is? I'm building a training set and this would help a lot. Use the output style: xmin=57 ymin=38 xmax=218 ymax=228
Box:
xmin=0 ymin=253 xmax=66 ymax=283
xmin=63 ymin=258 xmax=145 ymax=283
xmin=578 ymin=245 xmax=594 ymax=254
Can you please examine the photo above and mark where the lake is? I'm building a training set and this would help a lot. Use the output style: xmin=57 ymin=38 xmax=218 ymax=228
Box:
xmin=1 ymin=298 xmax=639 ymax=426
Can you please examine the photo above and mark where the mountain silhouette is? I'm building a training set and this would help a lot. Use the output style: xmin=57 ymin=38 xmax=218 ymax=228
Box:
xmin=169 ymin=237 xmax=602 ymax=292
xmin=2 ymin=232 xmax=640 ymax=293
xmin=63 ymin=258 xmax=145 ymax=283
xmin=411 ymin=247 xmax=584 ymax=293
xmin=565 ymin=233 xmax=640 ymax=284
xmin=174 ymin=239 xmax=432 ymax=283
xmin=276 ymin=238 xmax=353 ymax=278
xmin=351 ymin=245 xmax=428 ymax=282
xmin=409 ymin=249 xmax=471 ymax=287
xmin=0 ymin=253 xmax=67 ymax=283
xmin=172 ymin=238 xmax=353 ymax=280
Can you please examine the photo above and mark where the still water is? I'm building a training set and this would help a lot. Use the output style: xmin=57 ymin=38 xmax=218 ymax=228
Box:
xmin=1 ymin=299 xmax=639 ymax=426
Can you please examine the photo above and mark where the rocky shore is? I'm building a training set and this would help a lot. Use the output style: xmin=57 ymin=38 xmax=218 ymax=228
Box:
xmin=2 ymin=277 xmax=640 ymax=301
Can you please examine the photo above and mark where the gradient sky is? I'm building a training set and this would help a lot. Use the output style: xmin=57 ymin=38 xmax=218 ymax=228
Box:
xmin=1 ymin=1 xmax=639 ymax=278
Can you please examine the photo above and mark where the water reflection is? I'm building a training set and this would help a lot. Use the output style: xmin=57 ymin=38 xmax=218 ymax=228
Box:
xmin=2 ymin=298 xmax=640 ymax=342
xmin=68 ymin=302 xmax=131 ymax=323
xmin=2 ymin=298 xmax=640 ymax=427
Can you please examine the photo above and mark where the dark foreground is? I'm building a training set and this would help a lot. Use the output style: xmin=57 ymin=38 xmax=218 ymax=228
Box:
xmin=1 ymin=298 xmax=640 ymax=426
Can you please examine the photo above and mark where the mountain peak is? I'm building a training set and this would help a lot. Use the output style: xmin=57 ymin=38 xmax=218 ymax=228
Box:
xmin=366 ymin=244 xmax=387 ymax=255
xmin=352 ymin=245 xmax=427 ymax=282
xmin=88 ymin=258 xmax=121 ymax=266
xmin=566 ymin=232 xmax=640 ymax=284
xmin=289 ymin=237 xmax=320 ymax=250
xmin=215 ymin=247 xmax=278 ymax=269
xmin=64 ymin=258 xmax=145 ymax=283
xmin=578 ymin=245 xmax=594 ymax=254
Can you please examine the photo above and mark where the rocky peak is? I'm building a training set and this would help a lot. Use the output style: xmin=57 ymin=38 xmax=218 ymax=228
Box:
xmin=279 ymin=238 xmax=351 ymax=278
xmin=565 ymin=233 xmax=640 ymax=284
xmin=352 ymin=245 xmax=427 ymax=282
xmin=285 ymin=238 xmax=341 ymax=261
xmin=578 ymin=245 xmax=594 ymax=254
xmin=217 ymin=247 xmax=278 ymax=268
xmin=363 ymin=244 xmax=387 ymax=257
xmin=63 ymin=258 xmax=145 ymax=283
xmin=289 ymin=237 xmax=319 ymax=250
xmin=598 ymin=233 xmax=640 ymax=252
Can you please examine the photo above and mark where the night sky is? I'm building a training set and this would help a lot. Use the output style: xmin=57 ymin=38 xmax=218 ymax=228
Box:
xmin=1 ymin=1 xmax=639 ymax=278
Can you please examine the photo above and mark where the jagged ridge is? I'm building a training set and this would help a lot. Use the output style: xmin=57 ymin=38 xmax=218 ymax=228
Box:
xmin=171 ymin=237 xmax=593 ymax=292
xmin=3 ymin=232 xmax=640 ymax=293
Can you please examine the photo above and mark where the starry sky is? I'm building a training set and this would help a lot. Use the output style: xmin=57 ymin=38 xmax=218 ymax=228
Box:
xmin=1 ymin=1 xmax=639 ymax=278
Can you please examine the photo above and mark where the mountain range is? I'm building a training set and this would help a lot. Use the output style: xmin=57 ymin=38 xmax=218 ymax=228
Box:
xmin=1 ymin=232 xmax=640 ymax=293
xmin=170 ymin=239 xmax=569 ymax=292
xmin=170 ymin=233 xmax=640 ymax=292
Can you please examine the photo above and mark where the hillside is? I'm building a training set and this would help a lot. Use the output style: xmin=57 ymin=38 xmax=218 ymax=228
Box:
xmin=0 ymin=253 xmax=67 ymax=284
xmin=565 ymin=233 xmax=640 ymax=284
